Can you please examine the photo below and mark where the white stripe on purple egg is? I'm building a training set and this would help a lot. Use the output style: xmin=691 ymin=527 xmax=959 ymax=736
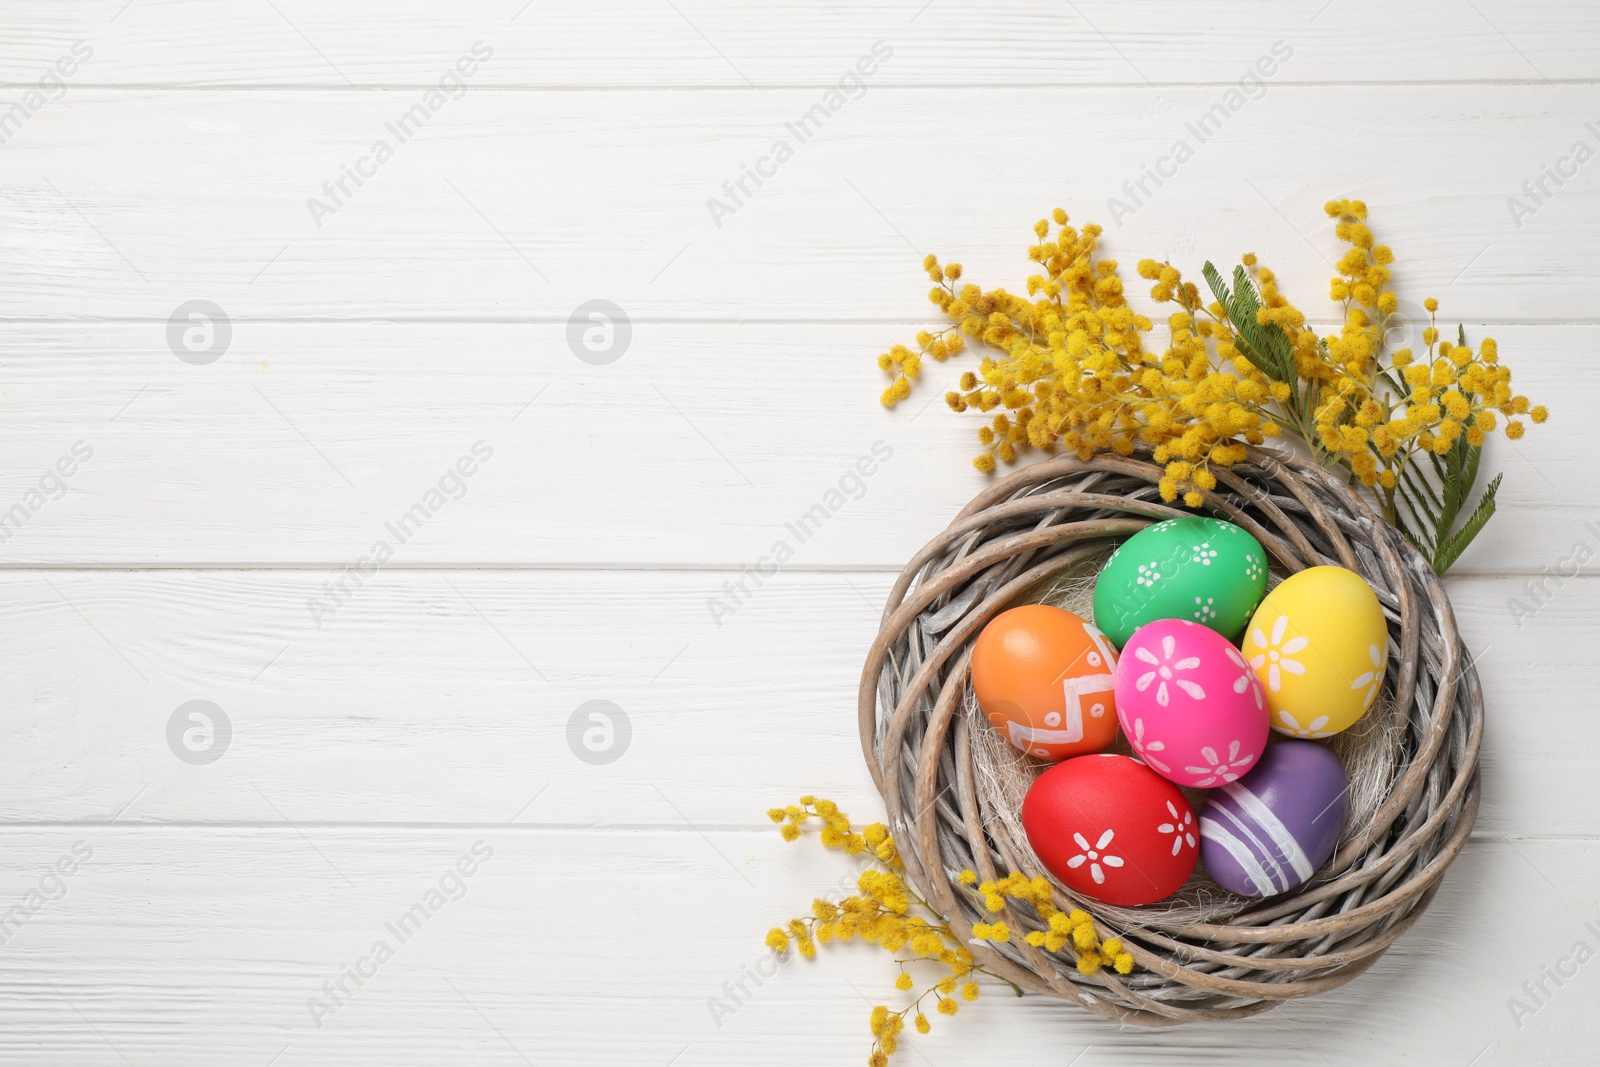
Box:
xmin=1207 ymin=800 xmax=1287 ymax=891
xmin=1223 ymin=781 xmax=1314 ymax=883
xmin=1198 ymin=739 xmax=1349 ymax=899
xmin=1202 ymin=781 xmax=1315 ymax=895
xmin=1198 ymin=816 xmax=1277 ymax=896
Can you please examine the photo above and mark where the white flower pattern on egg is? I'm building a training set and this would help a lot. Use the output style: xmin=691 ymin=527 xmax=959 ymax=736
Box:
xmin=1243 ymin=552 xmax=1264 ymax=582
xmin=1156 ymin=800 xmax=1197 ymax=856
xmin=1277 ymin=709 xmax=1335 ymax=738
xmin=1065 ymin=829 xmax=1124 ymax=885
xmin=1248 ymin=614 xmax=1308 ymax=692
xmin=1192 ymin=596 xmax=1217 ymax=622
xmin=1348 ymin=642 xmax=1385 ymax=710
xmin=1190 ymin=541 xmax=1219 ymax=565
xmin=1183 ymin=739 xmax=1256 ymax=786
xmin=1132 ymin=634 xmax=1206 ymax=707
xmin=1224 ymin=645 xmax=1263 ymax=710
xmin=1130 ymin=718 xmax=1172 ymax=773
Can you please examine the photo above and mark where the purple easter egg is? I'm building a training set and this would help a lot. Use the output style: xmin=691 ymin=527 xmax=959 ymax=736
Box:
xmin=1198 ymin=740 xmax=1348 ymax=898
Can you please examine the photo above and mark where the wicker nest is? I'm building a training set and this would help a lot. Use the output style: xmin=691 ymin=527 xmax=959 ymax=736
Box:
xmin=857 ymin=448 xmax=1482 ymax=1025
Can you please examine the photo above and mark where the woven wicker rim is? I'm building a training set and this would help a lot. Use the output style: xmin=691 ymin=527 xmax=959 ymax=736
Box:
xmin=857 ymin=447 xmax=1483 ymax=1025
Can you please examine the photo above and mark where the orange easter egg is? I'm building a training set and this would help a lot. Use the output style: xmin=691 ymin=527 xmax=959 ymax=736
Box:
xmin=971 ymin=605 xmax=1119 ymax=761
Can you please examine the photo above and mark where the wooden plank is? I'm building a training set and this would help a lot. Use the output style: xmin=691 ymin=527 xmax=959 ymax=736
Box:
xmin=0 ymin=827 xmax=1589 ymax=1064
xmin=0 ymin=569 xmax=1584 ymax=837
xmin=2 ymin=1 xmax=1597 ymax=87
xmin=0 ymin=87 xmax=1597 ymax=321
xmin=0 ymin=322 xmax=1583 ymax=571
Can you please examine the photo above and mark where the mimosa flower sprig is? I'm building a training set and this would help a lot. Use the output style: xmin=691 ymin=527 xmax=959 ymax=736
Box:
xmin=766 ymin=797 xmax=1132 ymax=1067
xmin=875 ymin=200 xmax=1546 ymax=574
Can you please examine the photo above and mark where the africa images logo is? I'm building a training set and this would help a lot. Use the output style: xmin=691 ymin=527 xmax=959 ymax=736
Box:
xmin=705 ymin=40 xmax=893 ymax=228
xmin=305 ymin=41 xmax=494 ymax=228
xmin=0 ymin=41 xmax=92 ymax=147
xmin=307 ymin=441 xmax=494 ymax=629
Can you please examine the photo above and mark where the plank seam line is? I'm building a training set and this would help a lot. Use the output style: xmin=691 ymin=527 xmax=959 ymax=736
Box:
xmin=0 ymin=824 xmax=1581 ymax=841
xmin=0 ymin=319 xmax=1595 ymax=328
xmin=0 ymin=565 xmax=1582 ymax=578
xmin=3 ymin=80 xmax=1600 ymax=91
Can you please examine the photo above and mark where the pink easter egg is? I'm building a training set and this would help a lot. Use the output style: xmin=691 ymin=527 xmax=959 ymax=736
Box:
xmin=1114 ymin=618 xmax=1269 ymax=789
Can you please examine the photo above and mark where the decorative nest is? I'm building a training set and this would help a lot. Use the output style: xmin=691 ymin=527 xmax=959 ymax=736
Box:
xmin=857 ymin=448 xmax=1483 ymax=1025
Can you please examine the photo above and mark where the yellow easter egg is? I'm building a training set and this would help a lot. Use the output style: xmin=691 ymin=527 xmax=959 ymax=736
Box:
xmin=1240 ymin=565 xmax=1388 ymax=738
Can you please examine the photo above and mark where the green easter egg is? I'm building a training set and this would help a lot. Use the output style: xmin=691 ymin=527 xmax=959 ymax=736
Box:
xmin=1092 ymin=516 xmax=1268 ymax=648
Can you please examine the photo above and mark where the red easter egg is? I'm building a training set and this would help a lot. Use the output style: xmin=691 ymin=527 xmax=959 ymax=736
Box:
xmin=970 ymin=605 xmax=1119 ymax=762
xmin=1021 ymin=754 xmax=1198 ymax=907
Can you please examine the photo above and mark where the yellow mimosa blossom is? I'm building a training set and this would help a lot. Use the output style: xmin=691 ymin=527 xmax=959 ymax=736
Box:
xmin=875 ymin=202 xmax=1545 ymax=573
xmin=768 ymin=797 xmax=1134 ymax=1064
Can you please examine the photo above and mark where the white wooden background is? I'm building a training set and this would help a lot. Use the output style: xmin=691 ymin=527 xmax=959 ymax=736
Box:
xmin=0 ymin=2 xmax=1597 ymax=1064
